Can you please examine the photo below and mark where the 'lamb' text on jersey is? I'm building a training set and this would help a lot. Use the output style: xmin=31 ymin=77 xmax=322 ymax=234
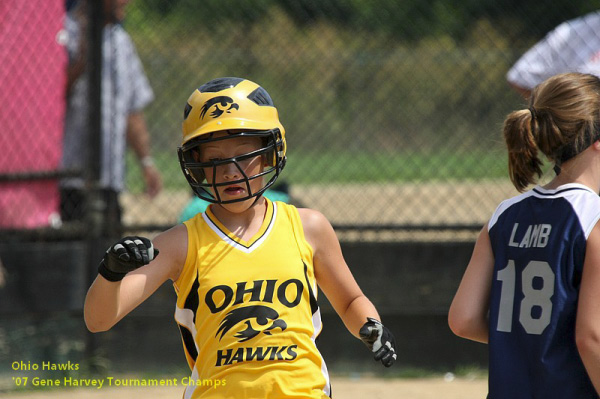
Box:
xmin=508 ymin=223 xmax=552 ymax=248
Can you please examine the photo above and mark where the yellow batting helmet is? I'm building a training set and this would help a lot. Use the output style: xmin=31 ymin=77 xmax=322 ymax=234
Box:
xmin=178 ymin=77 xmax=287 ymax=204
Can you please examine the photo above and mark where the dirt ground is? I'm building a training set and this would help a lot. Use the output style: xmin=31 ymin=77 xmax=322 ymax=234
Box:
xmin=7 ymin=376 xmax=487 ymax=399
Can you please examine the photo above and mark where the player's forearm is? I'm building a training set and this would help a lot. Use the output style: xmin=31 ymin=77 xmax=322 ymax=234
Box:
xmin=83 ymin=276 xmax=122 ymax=333
xmin=448 ymin=296 xmax=489 ymax=343
xmin=338 ymin=294 xmax=381 ymax=339
xmin=448 ymin=311 xmax=489 ymax=344
xmin=576 ymin=333 xmax=600 ymax=394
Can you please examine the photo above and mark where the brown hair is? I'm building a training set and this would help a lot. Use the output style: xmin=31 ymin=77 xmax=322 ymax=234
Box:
xmin=503 ymin=72 xmax=600 ymax=191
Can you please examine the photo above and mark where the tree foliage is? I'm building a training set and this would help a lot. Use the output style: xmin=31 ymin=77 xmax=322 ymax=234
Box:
xmin=137 ymin=0 xmax=600 ymax=43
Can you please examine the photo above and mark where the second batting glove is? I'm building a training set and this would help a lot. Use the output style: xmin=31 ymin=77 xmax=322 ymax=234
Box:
xmin=359 ymin=317 xmax=397 ymax=367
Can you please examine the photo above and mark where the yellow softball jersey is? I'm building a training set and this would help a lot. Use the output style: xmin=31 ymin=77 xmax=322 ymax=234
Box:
xmin=174 ymin=199 xmax=331 ymax=399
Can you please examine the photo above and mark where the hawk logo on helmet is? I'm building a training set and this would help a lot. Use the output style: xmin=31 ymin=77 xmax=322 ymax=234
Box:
xmin=216 ymin=305 xmax=287 ymax=343
xmin=199 ymin=96 xmax=240 ymax=120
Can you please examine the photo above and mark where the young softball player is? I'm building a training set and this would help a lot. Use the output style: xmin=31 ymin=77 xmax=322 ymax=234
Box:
xmin=84 ymin=77 xmax=396 ymax=398
xmin=449 ymin=72 xmax=600 ymax=398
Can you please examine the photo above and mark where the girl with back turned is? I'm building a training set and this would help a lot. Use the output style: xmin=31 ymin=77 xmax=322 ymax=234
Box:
xmin=449 ymin=72 xmax=600 ymax=398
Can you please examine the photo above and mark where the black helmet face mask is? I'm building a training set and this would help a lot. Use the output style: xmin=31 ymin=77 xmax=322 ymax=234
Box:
xmin=178 ymin=129 xmax=286 ymax=204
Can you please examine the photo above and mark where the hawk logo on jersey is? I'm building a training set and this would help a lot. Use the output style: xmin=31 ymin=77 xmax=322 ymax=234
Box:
xmin=199 ymin=96 xmax=239 ymax=119
xmin=216 ymin=305 xmax=287 ymax=342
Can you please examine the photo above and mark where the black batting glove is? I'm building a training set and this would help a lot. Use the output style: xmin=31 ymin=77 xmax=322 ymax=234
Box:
xmin=359 ymin=317 xmax=397 ymax=367
xmin=98 ymin=236 xmax=159 ymax=282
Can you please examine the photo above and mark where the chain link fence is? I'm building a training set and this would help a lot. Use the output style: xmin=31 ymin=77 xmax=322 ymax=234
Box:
xmin=2 ymin=0 xmax=600 ymax=241
xmin=121 ymin=0 xmax=600 ymax=241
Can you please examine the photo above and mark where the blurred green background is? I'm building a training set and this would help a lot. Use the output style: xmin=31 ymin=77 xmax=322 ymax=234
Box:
xmin=126 ymin=0 xmax=598 ymax=188
xmin=116 ymin=0 xmax=600 ymax=233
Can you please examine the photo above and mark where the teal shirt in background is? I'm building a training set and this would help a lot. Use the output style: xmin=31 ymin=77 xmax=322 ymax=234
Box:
xmin=178 ymin=190 xmax=291 ymax=223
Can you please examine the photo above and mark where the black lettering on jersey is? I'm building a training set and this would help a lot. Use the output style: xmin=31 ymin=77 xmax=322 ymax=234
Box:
xmin=269 ymin=346 xmax=287 ymax=361
xmin=205 ymin=285 xmax=234 ymax=313
xmin=277 ymin=279 xmax=303 ymax=307
xmin=216 ymin=305 xmax=287 ymax=342
xmin=205 ymin=279 xmax=304 ymax=314
xmin=215 ymin=345 xmax=298 ymax=367
xmin=246 ymin=346 xmax=270 ymax=361
xmin=234 ymin=280 xmax=264 ymax=305
xmin=230 ymin=348 xmax=245 ymax=364
xmin=215 ymin=349 xmax=232 ymax=367
xmin=262 ymin=279 xmax=277 ymax=303
xmin=286 ymin=345 xmax=298 ymax=360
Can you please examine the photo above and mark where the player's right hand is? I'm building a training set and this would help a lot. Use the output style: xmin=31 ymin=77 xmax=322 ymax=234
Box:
xmin=98 ymin=236 xmax=159 ymax=282
xmin=359 ymin=317 xmax=397 ymax=367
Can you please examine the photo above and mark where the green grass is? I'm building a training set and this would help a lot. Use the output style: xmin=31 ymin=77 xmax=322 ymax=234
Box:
xmin=284 ymin=150 xmax=507 ymax=184
xmin=126 ymin=150 xmax=508 ymax=192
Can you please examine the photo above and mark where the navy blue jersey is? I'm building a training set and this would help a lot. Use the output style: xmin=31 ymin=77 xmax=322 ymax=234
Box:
xmin=488 ymin=183 xmax=600 ymax=399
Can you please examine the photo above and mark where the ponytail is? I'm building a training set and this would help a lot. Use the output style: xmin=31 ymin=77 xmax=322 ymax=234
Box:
xmin=502 ymin=73 xmax=600 ymax=191
xmin=503 ymin=109 xmax=543 ymax=192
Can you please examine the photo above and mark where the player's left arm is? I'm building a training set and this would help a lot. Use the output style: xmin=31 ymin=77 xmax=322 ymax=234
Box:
xmin=299 ymin=208 xmax=396 ymax=367
xmin=448 ymin=224 xmax=494 ymax=344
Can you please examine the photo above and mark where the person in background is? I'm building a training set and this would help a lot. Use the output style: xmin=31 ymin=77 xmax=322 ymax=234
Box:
xmin=449 ymin=72 xmax=600 ymax=398
xmin=506 ymin=10 xmax=600 ymax=99
xmin=61 ymin=0 xmax=162 ymax=235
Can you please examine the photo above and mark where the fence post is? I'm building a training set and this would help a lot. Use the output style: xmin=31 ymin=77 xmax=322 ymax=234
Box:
xmin=84 ymin=0 xmax=105 ymax=373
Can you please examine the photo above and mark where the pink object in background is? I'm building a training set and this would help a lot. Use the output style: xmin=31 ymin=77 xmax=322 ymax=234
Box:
xmin=0 ymin=0 xmax=67 ymax=228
